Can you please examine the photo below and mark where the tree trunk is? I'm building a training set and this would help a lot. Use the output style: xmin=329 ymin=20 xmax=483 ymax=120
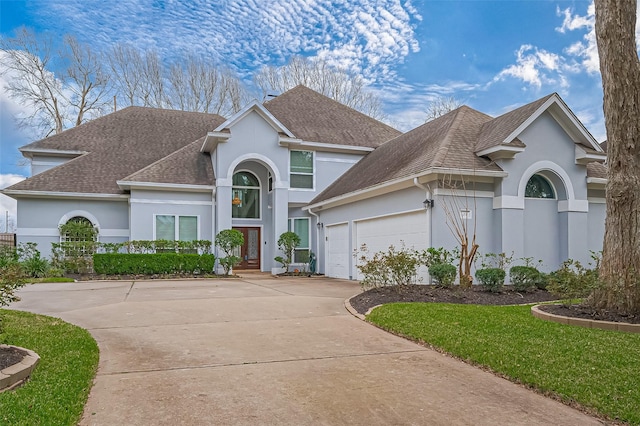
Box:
xmin=592 ymin=0 xmax=640 ymax=315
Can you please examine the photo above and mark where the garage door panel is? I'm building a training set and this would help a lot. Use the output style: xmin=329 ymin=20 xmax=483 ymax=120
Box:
xmin=355 ymin=211 xmax=429 ymax=282
xmin=325 ymin=223 xmax=350 ymax=279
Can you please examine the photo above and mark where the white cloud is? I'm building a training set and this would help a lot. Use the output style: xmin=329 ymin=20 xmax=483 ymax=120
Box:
xmin=495 ymin=45 xmax=568 ymax=89
xmin=0 ymin=174 xmax=26 ymax=232
xmin=32 ymin=0 xmax=421 ymax=84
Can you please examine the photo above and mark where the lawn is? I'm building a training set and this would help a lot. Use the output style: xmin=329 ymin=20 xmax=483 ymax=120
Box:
xmin=0 ymin=309 xmax=99 ymax=425
xmin=367 ymin=303 xmax=640 ymax=425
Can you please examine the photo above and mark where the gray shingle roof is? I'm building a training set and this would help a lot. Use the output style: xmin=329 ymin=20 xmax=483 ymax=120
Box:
xmin=121 ymin=137 xmax=214 ymax=186
xmin=264 ymin=85 xmax=400 ymax=147
xmin=475 ymin=94 xmax=555 ymax=152
xmin=6 ymin=107 xmax=225 ymax=194
xmin=587 ymin=162 xmax=607 ymax=179
xmin=311 ymin=105 xmax=502 ymax=204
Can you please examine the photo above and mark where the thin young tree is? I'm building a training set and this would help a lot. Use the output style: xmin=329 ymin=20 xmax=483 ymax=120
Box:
xmin=591 ymin=0 xmax=640 ymax=315
xmin=424 ymin=95 xmax=463 ymax=122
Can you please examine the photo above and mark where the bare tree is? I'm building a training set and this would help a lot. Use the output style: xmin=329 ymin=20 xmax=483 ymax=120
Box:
xmin=109 ymin=45 xmax=248 ymax=115
xmin=0 ymin=27 xmax=110 ymax=136
xmin=425 ymin=95 xmax=463 ymax=122
xmin=254 ymin=55 xmax=385 ymax=120
xmin=591 ymin=0 xmax=640 ymax=315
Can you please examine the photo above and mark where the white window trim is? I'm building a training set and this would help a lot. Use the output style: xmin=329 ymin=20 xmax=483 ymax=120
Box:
xmin=288 ymin=217 xmax=311 ymax=261
xmin=153 ymin=214 xmax=200 ymax=241
xmin=289 ymin=150 xmax=315 ymax=191
xmin=58 ymin=212 xmax=101 ymax=243
xmin=232 ymin=169 xmax=262 ymax=220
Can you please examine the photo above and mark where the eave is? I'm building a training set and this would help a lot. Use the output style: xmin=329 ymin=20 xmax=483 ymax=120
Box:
xmin=476 ymin=145 xmax=525 ymax=160
xmin=279 ymin=137 xmax=375 ymax=154
xmin=575 ymin=145 xmax=607 ymax=165
xmin=19 ymin=147 xmax=87 ymax=160
xmin=116 ymin=181 xmax=215 ymax=192
xmin=1 ymin=189 xmax=129 ymax=201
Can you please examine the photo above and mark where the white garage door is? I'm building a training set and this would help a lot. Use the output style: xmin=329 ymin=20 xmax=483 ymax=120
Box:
xmin=355 ymin=211 xmax=429 ymax=281
xmin=325 ymin=223 xmax=350 ymax=279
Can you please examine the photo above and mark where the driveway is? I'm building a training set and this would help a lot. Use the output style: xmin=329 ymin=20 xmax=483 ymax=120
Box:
xmin=10 ymin=274 xmax=601 ymax=425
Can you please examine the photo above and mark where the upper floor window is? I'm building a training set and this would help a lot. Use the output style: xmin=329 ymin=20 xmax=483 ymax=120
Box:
xmin=525 ymin=174 xmax=555 ymax=199
xmin=290 ymin=150 xmax=314 ymax=189
xmin=232 ymin=171 xmax=260 ymax=218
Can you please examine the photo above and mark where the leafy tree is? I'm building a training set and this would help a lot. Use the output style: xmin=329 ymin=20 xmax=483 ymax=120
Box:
xmin=215 ymin=229 xmax=244 ymax=276
xmin=591 ymin=0 xmax=640 ymax=315
xmin=274 ymin=231 xmax=301 ymax=273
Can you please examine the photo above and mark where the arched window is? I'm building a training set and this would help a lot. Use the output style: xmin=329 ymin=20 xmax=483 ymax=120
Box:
xmin=59 ymin=216 xmax=98 ymax=256
xmin=525 ymin=174 xmax=555 ymax=199
xmin=232 ymin=171 xmax=260 ymax=219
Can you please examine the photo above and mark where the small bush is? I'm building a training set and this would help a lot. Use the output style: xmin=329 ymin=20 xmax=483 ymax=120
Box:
xmin=429 ymin=263 xmax=456 ymax=288
xmin=509 ymin=266 xmax=541 ymax=292
xmin=93 ymin=253 xmax=215 ymax=275
xmin=0 ymin=263 xmax=26 ymax=308
xmin=475 ymin=268 xmax=506 ymax=293
xmin=275 ymin=231 xmax=301 ymax=273
xmin=355 ymin=244 xmax=421 ymax=289
xmin=215 ymin=230 xmax=244 ymax=275
xmin=546 ymin=259 xmax=600 ymax=305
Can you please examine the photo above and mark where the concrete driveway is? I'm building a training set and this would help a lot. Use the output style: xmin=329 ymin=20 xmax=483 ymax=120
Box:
xmin=10 ymin=274 xmax=601 ymax=425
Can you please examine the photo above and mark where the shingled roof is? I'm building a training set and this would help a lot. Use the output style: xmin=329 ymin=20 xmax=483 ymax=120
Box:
xmin=264 ymin=85 xmax=400 ymax=147
xmin=6 ymin=107 xmax=225 ymax=195
xmin=310 ymin=105 xmax=503 ymax=204
xmin=120 ymin=137 xmax=214 ymax=186
xmin=475 ymin=94 xmax=555 ymax=152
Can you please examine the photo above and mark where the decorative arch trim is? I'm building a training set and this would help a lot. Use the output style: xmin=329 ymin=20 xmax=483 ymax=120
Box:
xmin=517 ymin=161 xmax=575 ymax=201
xmin=58 ymin=210 xmax=101 ymax=231
xmin=220 ymin=153 xmax=284 ymax=187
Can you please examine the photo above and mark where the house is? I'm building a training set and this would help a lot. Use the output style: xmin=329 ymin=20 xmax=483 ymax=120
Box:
xmin=3 ymin=85 xmax=607 ymax=278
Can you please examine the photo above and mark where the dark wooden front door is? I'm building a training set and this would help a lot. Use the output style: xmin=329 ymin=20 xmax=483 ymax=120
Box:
xmin=233 ymin=227 xmax=261 ymax=270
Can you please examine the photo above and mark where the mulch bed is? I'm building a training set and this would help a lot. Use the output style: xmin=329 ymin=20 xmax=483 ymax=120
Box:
xmin=538 ymin=304 xmax=640 ymax=324
xmin=350 ymin=285 xmax=640 ymax=325
xmin=0 ymin=346 xmax=27 ymax=371
xmin=349 ymin=284 xmax=559 ymax=314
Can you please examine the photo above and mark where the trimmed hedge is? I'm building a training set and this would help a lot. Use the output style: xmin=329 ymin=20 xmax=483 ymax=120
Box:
xmin=429 ymin=263 xmax=456 ymax=288
xmin=509 ymin=266 xmax=542 ymax=292
xmin=93 ymin=253 xmax=215 ymax=275
xmin=475 ymin=267 xmax=506 ymax=293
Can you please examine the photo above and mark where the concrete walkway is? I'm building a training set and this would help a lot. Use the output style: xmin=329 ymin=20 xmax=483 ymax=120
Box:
xmin=10 ymin=274 xmax=601 ymax=425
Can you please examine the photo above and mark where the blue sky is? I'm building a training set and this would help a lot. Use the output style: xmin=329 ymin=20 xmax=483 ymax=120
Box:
xmin=0 ymin=0 xmax=605 ymax=223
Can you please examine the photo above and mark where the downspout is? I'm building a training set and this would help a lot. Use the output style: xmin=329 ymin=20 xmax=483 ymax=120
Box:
xmin=307 ymin=207 xmax=320 ymax=272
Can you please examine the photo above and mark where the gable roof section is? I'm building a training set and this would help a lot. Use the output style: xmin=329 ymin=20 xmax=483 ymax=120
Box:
xmin=119 ymin=136 xmax=214 ymax=189
xmin=310 ymin=106 xmax=503 ymax=204
xmin=476 ymin=93 xmax=603 ymax=156
xmin=263 ymin=85 xmax=401 ymax=148
xmin=6 ymin=107 xmax=225 ymax=195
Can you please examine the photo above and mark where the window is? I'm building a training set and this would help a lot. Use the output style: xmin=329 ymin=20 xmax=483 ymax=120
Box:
xmin=290 ymin=150 xmax=313 ymax=189
xmin=232 ymin=171 xmax=260 ymax=219
xmin=288 ymin=218 xmax=310 ymax=263
xmin=525 ymin=174 xmax=555 ymax=199
xmin=268 ymin=172 xmax=273 ymax=192
xmin=59 ymin=216 xmax=98 ymax=256
xmin=155 ymin=215 xmax=198 ymax=241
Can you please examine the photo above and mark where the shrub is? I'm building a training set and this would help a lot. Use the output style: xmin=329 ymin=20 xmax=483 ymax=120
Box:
xmin=0 ymin=263 xmax=26 ymax=309
xmin=421 ymin=247 xmax=455 ymax=268
xmin=509 ymin=266 xmax=541 ymax=292
xmin=93 ymin=253 xmax=215 ymax=275
xmin=0 ymin=245 xmax=19 ymax=269
xmin=275 ymin=231 xmax=301 ymax=273
xmin=18 ymin=242 xmax=50 ymax=278
xmin=546 ymin=259 xmax=600 ymax=305
xmin=215 ymin=230 xmax=244 ymax=275
xmin=355 ymin=244 xmax=421 ymax=290
xmin=429 ymin=263 xmax=456 ymax=288
xmin=475 ymin=268 xmax=506 ymax=293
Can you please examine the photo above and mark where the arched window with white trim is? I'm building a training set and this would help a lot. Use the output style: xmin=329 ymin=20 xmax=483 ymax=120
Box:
xmin=525 ymin=174 xmax=556 ymax=199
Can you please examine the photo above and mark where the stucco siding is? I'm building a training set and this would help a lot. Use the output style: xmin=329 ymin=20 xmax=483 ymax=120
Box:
xmin=16 ymin=198 xmax=129 ymax=259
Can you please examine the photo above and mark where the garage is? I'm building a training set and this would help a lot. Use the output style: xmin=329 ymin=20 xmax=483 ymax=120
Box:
xmin=325 ymin=222 xmax=350 ymax=279
xmin=354 ymin=210 xmax=430 ymax=282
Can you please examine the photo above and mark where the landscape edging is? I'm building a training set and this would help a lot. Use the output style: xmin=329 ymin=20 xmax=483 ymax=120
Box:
xmin=0 ymin=345 xmax=40 ymax=392
xmin=531 ymin=305 xmax=640 ymax=334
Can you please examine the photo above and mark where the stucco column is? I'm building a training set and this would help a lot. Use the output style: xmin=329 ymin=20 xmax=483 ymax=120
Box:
xmin=215 ymin=183 xmax=233 ymax=274
xmin=272 ymin=186 xmax=289 ymax=272
xmin=499 ymin=208 xmax=525 ymax=260
xmin=565 ymin=210 xmax=590 ymax=266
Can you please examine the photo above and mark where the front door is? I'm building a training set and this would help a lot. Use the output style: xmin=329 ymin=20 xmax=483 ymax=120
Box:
xmin=233 ymin=227 xmax=261 ymax=270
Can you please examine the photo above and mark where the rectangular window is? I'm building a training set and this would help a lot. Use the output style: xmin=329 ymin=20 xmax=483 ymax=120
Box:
xmin=288 ymin=217 xmax=310 ymax=263
xmin=290 ymin=150 xmax=314 ymax=189
xmin=155 ymin=215 xmax=198 ymax=241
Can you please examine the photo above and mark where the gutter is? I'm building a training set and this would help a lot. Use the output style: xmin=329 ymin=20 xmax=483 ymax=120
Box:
xmin=307 ymin=207 xmax=321 ymax=271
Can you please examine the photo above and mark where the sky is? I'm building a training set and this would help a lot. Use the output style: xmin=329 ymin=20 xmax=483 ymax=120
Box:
xmin=0 ymin=0 xmax=610 ymax=229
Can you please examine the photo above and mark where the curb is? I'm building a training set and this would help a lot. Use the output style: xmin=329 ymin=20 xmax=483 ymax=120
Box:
xmin=0 ymin=345 xmax=40 ymax=392
xmin=531 ymin=305 xmax=640 ymax=334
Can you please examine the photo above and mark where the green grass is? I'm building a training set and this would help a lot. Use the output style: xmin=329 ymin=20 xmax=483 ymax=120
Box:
xmin=26 ymin=277 xmax=76 ymax=284
xmin=0 ymin=309 xmax=99 ymax=425
xmin=368 ymin=303 xmax=640 ymax=425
